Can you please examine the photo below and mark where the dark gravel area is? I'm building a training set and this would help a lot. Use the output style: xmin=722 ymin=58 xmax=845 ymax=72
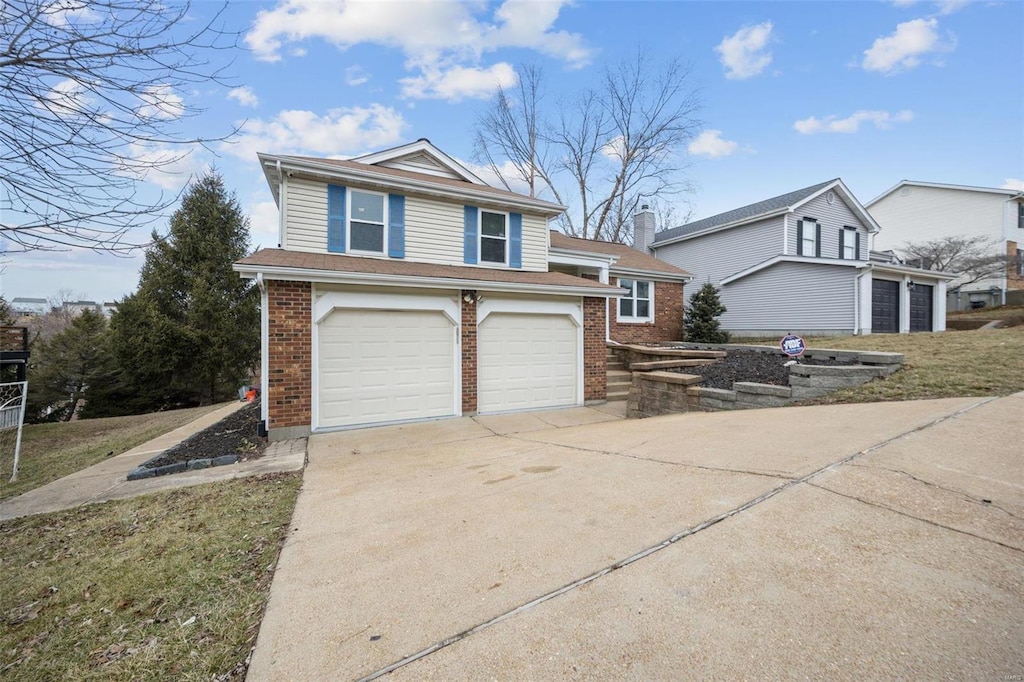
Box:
xmin=674 ymin=350 xmax=857 ymax=389
xmin=144 ymin=402 xmax=266 ymax=469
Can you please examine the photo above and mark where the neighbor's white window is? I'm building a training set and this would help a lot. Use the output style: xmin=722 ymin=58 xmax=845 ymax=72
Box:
xmin=480 ymin=210 xmax=508 ymax=264
xmin=842 ymin=227 xmax=857 ymax=260
xmin=618 ymin=279 xmax=652 ymax=322
xmin=349 ymin=189 xmax=386 ymax=254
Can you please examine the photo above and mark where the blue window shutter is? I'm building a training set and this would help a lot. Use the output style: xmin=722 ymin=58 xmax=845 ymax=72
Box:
xmin=509 ymin=212 xmax=523 ymax=268
xmin=463 ymin=206 xmax=478 ymax=264
xmin=796 ymin=220 xmax=804 ymax=256
xmin=388 ymin=194 xmax=405 ymax=258
xmin=855 ymin=232 xmax=862 ymax=260
xmin=327 ymin=184 xmax=346 ymax=253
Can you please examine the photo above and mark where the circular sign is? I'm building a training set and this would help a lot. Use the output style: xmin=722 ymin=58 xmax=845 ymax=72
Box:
xmin=780 ymin=334 xmax=806 ymax=357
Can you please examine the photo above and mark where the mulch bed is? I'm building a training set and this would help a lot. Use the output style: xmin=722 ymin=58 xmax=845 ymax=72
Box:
xmin=673 ymin=349 xmax=857 ymax=390
xmin=143 ymin=403 xmax=266 ymax=469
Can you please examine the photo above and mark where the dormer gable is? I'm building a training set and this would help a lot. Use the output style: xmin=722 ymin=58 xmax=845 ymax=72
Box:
xmin=351 ymin=138 xmax=487 ymax=185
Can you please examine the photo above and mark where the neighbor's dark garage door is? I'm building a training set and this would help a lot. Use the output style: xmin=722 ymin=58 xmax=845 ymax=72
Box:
xmin=872 ymin=279 xmax=900 ymax=333
xmin=909 ymin=284 xmax=933 ymax=332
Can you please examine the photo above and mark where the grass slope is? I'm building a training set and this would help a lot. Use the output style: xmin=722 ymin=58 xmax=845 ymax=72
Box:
xmin=1 ymin=404 xmax=227 ymax=502
xmin=797 ymin=328 xmax=1024 ymax=403
xmin=0 ymin=473 xmax=300 ymax=680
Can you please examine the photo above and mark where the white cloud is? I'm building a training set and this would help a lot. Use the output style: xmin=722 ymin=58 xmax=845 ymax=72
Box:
xmin=41 ymin=0 xmax=100 ymax=27
xmin=244 ymin=0 xmax=588 ymax=102
xmin=228 ymin=86 xmax=259 ymax=108
xmin=862 ymin=18 xmax=955 ymax=74
xmin=688 ymin=130 xmax=740 ymax=158
xmin=888 ymin=0 xmax=918 ymax=6
xmin=345 ymin=65 xmax=370 ymax=86
xmin=138 ymin=85 xmax=185 ymax=120
xmin=221 ymin=104 xmax=407 ymax=160
xmin=794 ymin=109 xmax=914 ymax=134
xmin=1001 ymin=179 xmax=1024 ymax=191
xmin=400 ymin=62 xmax=517 ymax=101
xmin=123 ymin=143 xmax=209 ymax=191
xmin=936 ymin=0 xmax=971 ymax=15
xmin=715 ymin=22 xmax=774 ymax=80
xmin=39 ymin=78 xmax=90 ymax=115
xmin=248 ymin=200 xmax=280 ymax=236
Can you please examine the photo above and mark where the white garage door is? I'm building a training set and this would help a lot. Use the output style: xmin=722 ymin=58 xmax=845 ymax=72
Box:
xmin=477 ymin=312 xmax=578 ymax=413
xmin=318 ymin=309 xmax=455 ymax=429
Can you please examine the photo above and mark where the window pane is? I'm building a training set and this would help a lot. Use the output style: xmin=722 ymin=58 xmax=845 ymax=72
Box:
xmin=351 ymin=222 xmax=384 ymax=252
xmin=636 ymin=300 xmax=650 ymax=318
xmin=636 ymin=281 xmax=650 ymax=299
xmin=481 ymin=236 xmax=506 ymax=263
xmin=481 ymin=211 xmax=506 ymax=237
xmin=619 ymin=298 xmax=633 ymax=317
xmin=351 ymin=191 xmax=384 ymax=223
xmin=619 ymin=279 xmax=635 ymax=295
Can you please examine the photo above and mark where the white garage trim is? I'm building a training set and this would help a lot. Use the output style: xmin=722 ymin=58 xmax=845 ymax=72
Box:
xmin=311 ymin=287 xmax=462 ymax=431
xmin=476 ymin=297 xmax=584 ymax=413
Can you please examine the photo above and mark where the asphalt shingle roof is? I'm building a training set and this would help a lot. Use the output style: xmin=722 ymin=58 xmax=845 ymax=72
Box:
xmin=548 ymin=232 xmax=691 ymax=278
xmin=652 ymin=179 xmax=838 ymax=245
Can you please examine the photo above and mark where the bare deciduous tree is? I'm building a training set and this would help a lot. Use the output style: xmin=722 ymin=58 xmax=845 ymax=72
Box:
xmin=0 ymin=0 xmax=237 ymax=253
xmin=474 ymin=50 xmax=702 ymax=242
xmin=899 ymin=235 xmax=1009 ymax=288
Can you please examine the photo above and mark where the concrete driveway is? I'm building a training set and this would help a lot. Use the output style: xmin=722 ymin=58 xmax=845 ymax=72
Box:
xmin=249 ymin=396 xmax=1024 ymax=680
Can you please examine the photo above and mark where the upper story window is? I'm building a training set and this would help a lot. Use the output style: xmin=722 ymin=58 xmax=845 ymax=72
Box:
xmin=480 ymin=211 xmax=508 ymax=264
xmin=618 ymin=279 xmax=652 ymax=322
xmin=841 ymin=227 xmax=858 ymax=260
xmin=797 ymin=218 xmax=820 ymax=257
xmin=349 ymin=190 xmax=386 ymax=253
xmin=1017 ymin=201 xmax=1023 ymax=230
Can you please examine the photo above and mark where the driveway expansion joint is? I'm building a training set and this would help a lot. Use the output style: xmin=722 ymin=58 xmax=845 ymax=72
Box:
xmin=354 ymin=397 xmax=998 ymax=681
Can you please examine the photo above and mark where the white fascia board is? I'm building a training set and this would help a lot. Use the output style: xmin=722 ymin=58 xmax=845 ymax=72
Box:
xmin=548 ymin=248 xmax=617 ymax=269
xmin=260 ymin=155 xmax=566 ymax=218
xmin=791 ymin=179 xmax=881 ymax=233
xmin=866 ymin=179 xmax=1022 ymax=206
xmin=232 ymin=263 xmax=625 ymax=298
xmin=350 ymin=139 xmax=487 ymax=185
xmin=610 ymin=266 xmax=691 ymax=282
xmin=650 ymin=207 xmax=790 ymax=248
xmin=869 ymin=262 xmax=958 ymax=280
xmin=720 ymin=255 xmax=869 ymax=285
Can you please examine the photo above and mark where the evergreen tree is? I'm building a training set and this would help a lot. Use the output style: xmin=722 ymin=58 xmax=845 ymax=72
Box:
xmin=684 ymin=283 xmax=730 ymax=344
xmin=104 ymin=172 xmax=258 ymax=411
xmin=25 ymin=309 xmax=112 ymax=422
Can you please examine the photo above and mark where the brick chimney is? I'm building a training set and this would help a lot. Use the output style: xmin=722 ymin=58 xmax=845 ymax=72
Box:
xmin=633 ymin=204 xmax=656 ymax=254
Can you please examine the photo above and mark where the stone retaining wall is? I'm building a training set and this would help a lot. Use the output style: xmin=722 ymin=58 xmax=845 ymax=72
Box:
xmin=619 ymin=343 xmax=904 ymax=418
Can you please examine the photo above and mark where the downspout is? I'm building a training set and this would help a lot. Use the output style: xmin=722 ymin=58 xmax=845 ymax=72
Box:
xmin=600 ymin=264 xmax=611 ymax=343
xmin=256 ymin=273 xmax=269 ymax=436
xmin=275 ymin=160 xmax=284 ymax=248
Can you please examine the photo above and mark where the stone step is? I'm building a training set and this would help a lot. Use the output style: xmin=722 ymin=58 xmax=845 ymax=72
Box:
xmin=606 ymin=389 xmax=630 ymax=401
xmin=607 ymin=369 xmax=631 ymax=378
xmin=629 ymin=359 xmax=718 ymax=370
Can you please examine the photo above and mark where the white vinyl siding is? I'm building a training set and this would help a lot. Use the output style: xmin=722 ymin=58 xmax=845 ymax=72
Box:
xmin=284 ymin=179 xmax=548 ymax=271
xmin=788 ymin=192 xmax=869 ymax=262
xmin=654 ymin=215 xmax=784 ymax=288
xmin=477 ymin=313 xmax=578 ymax=412
xmin=721 ymin=262 xmax=858 ymax=336
xmin=283 ymin=177 xmax=328 ymax=253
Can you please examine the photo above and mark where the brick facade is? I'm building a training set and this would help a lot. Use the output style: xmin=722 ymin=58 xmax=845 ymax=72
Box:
xmin=583 ymin=296 xmax=607 ymax=401
xmin=267 ymin=280 xmax=312 ymax=432
xmin=609 ymin=280 xmax=685 ymax=344
xmin=461 ymin=290 xmax=478 ymax=414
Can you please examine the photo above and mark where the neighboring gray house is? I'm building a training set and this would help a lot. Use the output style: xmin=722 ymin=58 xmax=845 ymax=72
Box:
xmin=642 ymin=179 xmax=953 ymax=336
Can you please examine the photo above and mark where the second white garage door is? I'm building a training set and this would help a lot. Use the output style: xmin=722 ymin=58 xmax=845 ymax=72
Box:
xmin=477 ymin=312 xmax=579 ymax=413
xmin=318 ymin=309 xmax=456 ymax=429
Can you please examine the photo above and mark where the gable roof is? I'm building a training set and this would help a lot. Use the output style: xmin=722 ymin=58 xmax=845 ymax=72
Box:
xmin=350 ymin=138 xmax=487 ymax=185
xmin=866 ymin=180 xmax=1024 ymax=207
xmin=652 ymin=179 xmax=839 ymax=247
xmin=548 ymin=231 xmax=692 ymax=279
xmin=258 ymin=151 xmax=565 ymax=217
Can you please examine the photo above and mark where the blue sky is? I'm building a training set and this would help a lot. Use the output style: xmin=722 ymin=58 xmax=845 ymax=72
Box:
xmin=3 ymin=0 xmax=1022 ymax=303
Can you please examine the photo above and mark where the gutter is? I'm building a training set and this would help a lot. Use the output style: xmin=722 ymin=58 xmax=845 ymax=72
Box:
xmin=233 ymin=263 xmax=625 ymax=299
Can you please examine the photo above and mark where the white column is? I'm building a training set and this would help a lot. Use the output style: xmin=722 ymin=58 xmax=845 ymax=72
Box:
xmin=900 ymin=276 xmax=911 ymax=334
xmin=934 ymin=280 xmax=947 ymax=331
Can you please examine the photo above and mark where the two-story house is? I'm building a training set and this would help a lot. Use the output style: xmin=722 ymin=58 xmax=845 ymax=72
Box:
xmin=867 ymin=181 xmax=1024 ymax=309
xmin=234 ymin=139 xmax=623 ymax=440
xmin=646 ymin=179 xmax=952 ymax=337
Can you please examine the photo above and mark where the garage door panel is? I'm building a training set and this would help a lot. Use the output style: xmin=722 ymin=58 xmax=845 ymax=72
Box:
xmin=318 ymin=309 xmax=455 ymax=428
xmin=872 ymin=279 xmax=900 ymax=334
xmin=478 ymin=312 xmax=578 ymax=413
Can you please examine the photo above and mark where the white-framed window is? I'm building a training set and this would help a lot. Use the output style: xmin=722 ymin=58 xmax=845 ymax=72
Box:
xmin=842 ymin=227 xmax=857 ymax=260
xmin=480 ymin=210 xmax=508 ymax=264
xmin=799 ymin=218 xmax=818 ymax=257
xmin=349 ymin=189 xmax=387 ymax=254
xmin=618 ymin=279 xmax=653 ymax=322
